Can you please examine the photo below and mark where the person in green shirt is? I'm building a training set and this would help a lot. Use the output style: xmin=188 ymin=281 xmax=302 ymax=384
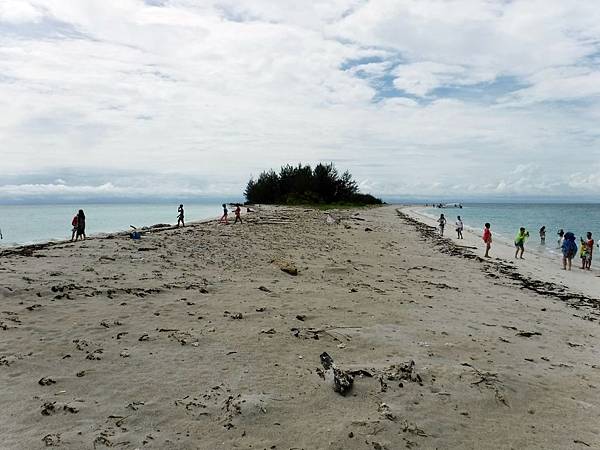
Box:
xmin=514 ymin=227 xmax=529 ymax=259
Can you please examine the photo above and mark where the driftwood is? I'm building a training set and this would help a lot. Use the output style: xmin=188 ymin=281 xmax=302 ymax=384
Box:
xmin=320 ymin=352 xmax=354 ymax=395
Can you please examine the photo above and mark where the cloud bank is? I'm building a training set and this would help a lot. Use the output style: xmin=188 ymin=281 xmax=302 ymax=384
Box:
xmin=1 ymin=0 xmax=600 ymax=201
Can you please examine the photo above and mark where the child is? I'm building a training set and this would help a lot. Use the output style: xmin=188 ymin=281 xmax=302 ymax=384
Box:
xmin=557 ymin=229 xmax=564 ymax=248
xmin=455 ymin=216 xmax=463 ymax=239
xmin=438 ymin=214 xmax=447 ymax=236
xmin=482 ymin=223 xmax=492 ymax=258
xmin=539 ymin=226 xmax=546 ymax=245
xmin=219 ymin=203 xmax=229 ymax=225
xmin=585 ymin=232 xmax=594 ymax=270
xmin=70 ymin=213 xmax=78 ymax=241
xmin=561 ymin=232 xmax=577 ymax=271
xmin=177 ymin=204 xmax=185 ymax=227
xmin=233 ymin=205 xmax=242 ymax=224
xmin=580 ymin=237 xmax=588 ymax=269
xmin=514 ymin=227 xmax=529 ymax=259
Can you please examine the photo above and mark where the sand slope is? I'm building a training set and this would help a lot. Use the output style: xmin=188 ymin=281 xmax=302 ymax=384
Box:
xmin=0 ymin=205 xmax=598 ymax=449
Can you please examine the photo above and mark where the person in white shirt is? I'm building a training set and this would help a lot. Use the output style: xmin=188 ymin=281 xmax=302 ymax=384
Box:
xmin=455 ymin=216 xmax=464 ymax=239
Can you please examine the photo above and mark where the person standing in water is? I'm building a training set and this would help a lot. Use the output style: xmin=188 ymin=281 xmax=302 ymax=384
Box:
xmin=233 ymin=204 xmax=242 ymax=224
xmin=455 ymin=216 xmax=464 ymax=239
xmin=482 ymin=223 xmax=492 ymax=258
xmin=437 ymin=214 xmax=447 ymax=236
xmin=557 ymin=229 xmax=564 ymax=248
xmin=219 ymin=203 xmax=229 ymax=225
xmin=177 ymin=204 xmax=185 ymax=227
xmin=514 ymin=227 xmax=529 ymax=259
xmin=70 ymin=212 xmax=78 ymax=241
xmin=561 ymin=232 xmax=577 ymax=271
xmin=539 ymin=226 xmax=546 ymax=245
xmin=75 ymin=209 xmax=86 ymax=241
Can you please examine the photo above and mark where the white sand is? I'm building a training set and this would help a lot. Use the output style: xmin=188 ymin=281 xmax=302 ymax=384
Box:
xmin=0 ymin=205 xmax=599 ymax=449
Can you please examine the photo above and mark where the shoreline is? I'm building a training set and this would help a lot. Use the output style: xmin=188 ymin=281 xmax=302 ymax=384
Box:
xmin=0 ymin=202 xmax=228 ymax=251
xmin=1 ymin=204 xmax=599 ymax=449
xmin=0 ymin=217 xmax=218 ymax=257
xmin=402 ymin=205 xmax=600 ymax=299
xmin=413 ymin=205 xmax=571 ymax=259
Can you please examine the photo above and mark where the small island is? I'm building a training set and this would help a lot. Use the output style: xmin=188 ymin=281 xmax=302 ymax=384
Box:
xmin=244 ymin=163 xmax=382 ymax=206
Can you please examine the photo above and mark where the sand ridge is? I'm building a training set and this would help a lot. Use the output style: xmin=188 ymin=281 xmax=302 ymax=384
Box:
xmin=0 ymin=205 xmax=599 ymax=449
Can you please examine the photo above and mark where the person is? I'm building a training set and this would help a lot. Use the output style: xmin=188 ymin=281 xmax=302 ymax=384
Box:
xmin=579 ymin=237 xmax=588 ymax=269
xmin=557 ymin=229 xmax=564 ymax=248
xmin=233 ymin=204 xmax=242 ymax=224
xmin=585 ymin=232 xmax=594 ymax=270
xmin=514 ymin=227 xmax=529 ymax=259
xmin=437 ymin=214 xmax=447 ymax=236
xmin=177 ymin=204 xmax=185 ymax=227
xmin=539 ymin=226 xmax=546 ymax=245
xmin=455 ymin=216 xmax=463 ymax=239
xmin=561 ymin=232 xmax=577 ymax=271
xmin=75 ymin=209 xmax=86 ymax=241
xmin=70 ymin=213 xmax=78 ymax=241
xmin=219 ymin=203 xmax=229 ymax=225
xmin=482 ymin=223 xmax=492 ymax=258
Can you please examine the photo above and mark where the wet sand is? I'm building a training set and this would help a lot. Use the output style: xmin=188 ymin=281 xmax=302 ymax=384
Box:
xmin=1 ymin=205 xmax=599 ymax=449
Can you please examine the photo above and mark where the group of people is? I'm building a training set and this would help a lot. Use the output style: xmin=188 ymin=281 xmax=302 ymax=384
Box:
xmin=436 ymin=213 xmax=463 ymax=239
xmin=70 ymin=209 xmax=86 ymax=241
xmin=436 ymin=213 xmax=595 ymax=271
xmin=177 ymin=203 xmax=244 ymax=227
xmin=556 ymin=229 xmax=595 ymax=271
xmin=218 ymin=203 xmax=243 ymax=225
xmin=68 ymin=203 xmax=244 ymax=243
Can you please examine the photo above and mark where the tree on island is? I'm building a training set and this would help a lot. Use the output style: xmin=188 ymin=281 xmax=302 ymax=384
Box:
xmin=244 ymin=163 xmax=382 ymax=205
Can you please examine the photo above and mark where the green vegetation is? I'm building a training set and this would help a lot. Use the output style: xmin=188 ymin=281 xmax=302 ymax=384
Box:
xmin=244 ymin=163 xmax=383 ymax=206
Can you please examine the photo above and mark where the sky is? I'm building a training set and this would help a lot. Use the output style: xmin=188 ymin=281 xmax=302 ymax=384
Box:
xmin=1 ymin=0 xmax=600 ymax=203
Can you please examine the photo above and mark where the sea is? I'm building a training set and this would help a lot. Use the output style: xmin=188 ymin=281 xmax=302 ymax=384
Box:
xmin=420 ymin=203 xmax=600 ymax=255
xmin=0 ymin=203 xmax=220 ymax=247
xmin=2 ymin=202 xmax=599 ymax=250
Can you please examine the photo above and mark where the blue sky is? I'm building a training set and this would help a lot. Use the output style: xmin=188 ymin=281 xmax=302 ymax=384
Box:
xmin=1 ymin=0 xmax=600 ymax=202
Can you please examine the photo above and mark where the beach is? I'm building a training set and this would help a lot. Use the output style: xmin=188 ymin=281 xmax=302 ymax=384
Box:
xmin=406 ymin=207 xmax=600 ymax=299
xmin=1 ymin=204 xmax=599 ymax=449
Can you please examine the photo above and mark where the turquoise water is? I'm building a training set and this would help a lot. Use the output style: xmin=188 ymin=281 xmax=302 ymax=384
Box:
xmin=422 ymin=203 xmax=600 ymax=252
xmin=0 ymin=203 xmax=221 ymax=247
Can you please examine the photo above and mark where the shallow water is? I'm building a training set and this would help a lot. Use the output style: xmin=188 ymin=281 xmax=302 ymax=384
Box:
xmin=0 ymin=203 xmax=220 ymax=246
xmin=421 ymin=203 xmax=600 ymax=255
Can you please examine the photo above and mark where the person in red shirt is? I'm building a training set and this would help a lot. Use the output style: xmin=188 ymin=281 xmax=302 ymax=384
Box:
xmin=70 ymin=213 xmax=78 ymax=241
xmin=233 ymin=205 xmax=242 ymax=224
xmin=482 ymin=222 xmax=492 ymax=258
xmin=585 ymin=232 xmax=594 ymax=270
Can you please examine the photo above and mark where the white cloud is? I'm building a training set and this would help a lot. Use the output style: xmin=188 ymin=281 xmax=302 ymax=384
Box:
xmin=501 ymin=67 xmax=600 ymax=105
xmin=391 ymin=62 xmax=494 ymax=97
xmin=0 ymin=0 xmax=43 ymax=23
xmin=1 ymin=0 xmax=600 ymax=200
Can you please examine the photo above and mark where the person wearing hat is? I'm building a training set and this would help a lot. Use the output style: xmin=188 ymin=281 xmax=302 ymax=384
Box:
xmin=561 ymin=232 xmax=577 ymax=271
